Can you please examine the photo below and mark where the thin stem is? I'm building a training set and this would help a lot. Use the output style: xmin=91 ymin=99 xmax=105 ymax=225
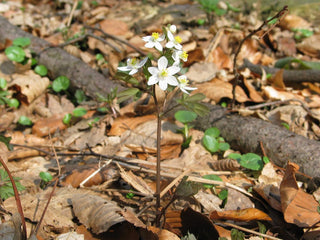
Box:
xmin=153 ymin=85 xmax=162 ymax=227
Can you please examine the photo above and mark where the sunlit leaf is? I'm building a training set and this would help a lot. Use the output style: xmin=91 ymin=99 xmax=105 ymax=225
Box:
xmin=34 ymin=65 xmax=48 ymax=76
xmin=5 ymin=46 xmax=26 ymax=62
xmin=13 ymin=37 xmax=31 ymax=47
xmin=72 ymin=107 xmax=87 ymax=117
xmin=175 ymin=110 xmax=197 ymax=124
xmin=52 ymin=76 xmax=70 ymax=92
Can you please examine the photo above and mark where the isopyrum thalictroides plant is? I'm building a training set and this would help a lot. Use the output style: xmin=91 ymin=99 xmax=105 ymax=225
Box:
xmin=117 ymin=24 xmax=200 ymax=226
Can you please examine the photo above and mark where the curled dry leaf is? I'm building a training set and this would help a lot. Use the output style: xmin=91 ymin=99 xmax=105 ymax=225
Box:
xmin=148 ymin=226 xmax=180 ymax=240
xmin=210 ymin=158 xmax=241 ymax=171
xmin=280 ymin=161 xmax=320 ymax=227
xmin=8 ymin=70 xmax=50 ymax=105
xmin=71 ymin=194 xmax=125 ymax=234
xmin=209 ymin=208 xmax=272 ymax=222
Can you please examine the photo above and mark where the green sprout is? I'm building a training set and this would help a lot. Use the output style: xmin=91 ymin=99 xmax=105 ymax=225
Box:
xmin=228 ymin=152 xmax=264 ymax=171
xmin=18 ymin=116 xmax=33 ymax=126
xmin=202 ymin=127 xmax=230 ymax=154
xmin=175 ymin=110 xmax=197 ymax=149
xmin=0 ymin=169 xmax=25 ymax=200
xmin=39 ymin=171 xmax=53 ymax=189
xmin=0 ymin=78 xmax=19 ymax=108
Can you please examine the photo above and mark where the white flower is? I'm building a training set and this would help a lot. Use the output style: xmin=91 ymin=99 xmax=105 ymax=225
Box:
xmin=147 ymin=56 xmax=180 ymax=91
xmin=172 ymin=50 xmax=188 ymax=66
xmin=117 ymin=57 xmax=148 ymax=75
xmin=178 ymin=75 xmax=197 ymax=94
xmin=169 ymin=25 xmax=177 ymax=34
xmin=166 ymin=31 xmax=182 ymax=50
xmin=142 ymin=32 xmax=165 ymax=52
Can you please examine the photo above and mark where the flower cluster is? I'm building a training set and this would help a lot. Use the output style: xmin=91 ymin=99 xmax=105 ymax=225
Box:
xmin=118 ymin=25 xmax=196 ymax=94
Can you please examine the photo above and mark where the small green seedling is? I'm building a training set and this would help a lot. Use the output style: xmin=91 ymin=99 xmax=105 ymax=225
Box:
xmin=228 ymin=152 xmax=264 ymax=171
xmin=18 ymin=116 xmax=33 ymax=126
xmin=175 ymin=110 xmax=197 ymax=148
xmin=34 ymin=65 xmax=48 ymax=76
xmin=202 ymin=127 xmax=230 ymax=154
xmin=126 ymin=191 xmax=135 ymax=199
xmin=63 ymin=107 xmax=88 ymax=125
xmin=5 ymin=37 xmax=30 ymax=63
xmin=52 ymin=76 xmax=70 ymax=93
xmin=74 ymin=89 xmax=87 ymax=104
xmin=202 ymin=174 xmax=228 ymax=207
xmin=0 ymin=135 xmax=13 ymax=151
xmin=39 ymin=171 xmax=53 ymax=189
xmin=202 ymin=174 xmax=222 ymax=189
xmin=0 ymin=169 xmax=25 ymax=200
xmin=231 ymin=228 xmax=245 ymax=240
xmin=292 ymin=28 xmax=313 ymax=41
xmin=0 ymin=78 xmax=19 ymax=108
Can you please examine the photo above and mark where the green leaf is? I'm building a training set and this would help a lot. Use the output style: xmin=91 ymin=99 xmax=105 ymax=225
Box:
xmin=239 ymin=153 xmax=263 ymax=171
xmin=202 ymin=135 xmax=219 ymax=153
xmin=231 ymin=228 xmax=245 ymax=240
xmin=0 ymin=78 xmax=7 ymax=89
xmin=218 ymin=142 xmax=230 ymax=151
xmin=18 ymin=116 xmax=32 ymax=126
xmin=52 ymin=76 xmax=70 ymax=92
xmin=75 ymin=89 xmax=87 ymax=103
xmin=63 ymin=113 xmax=72 ymax=125
xmin=6 ymin=98 xmax=19 ymax=108
xmin=117 ymin=88 xmax=139 ymax=104
xmin=72 ymin=107 xmax=87 ymax=117
xmin=13 ymin=37 xmax=31 ymax=47
xmin=39 ymin=171 xmax=53 ymax=183
xmin=5 ymin=46 xmax=26 ymax=62
xmin=175 ymin=110 xmax=197 ymax=124
xmin=34 ymin=65 xmax=48 ymax=76
xmin=204 ymin=127 xmax=220 ymax=138
xmin=258 ymin=221 xmax=267 ymax=234
xmin=228 ymin=153 xmax=242 ymax=161
xmin=31 ymin=58 xmax=38 ymax=66
xmin=0 ymin=169 xmax=25 ymax=200
xmin=0 ymin=135 xmax=13 ymax=151
xmin=202 ymin=174 xmax=222 ymax=189
xmin=218 ymin=188 xmax=228 ymax=200
xmin=88 ymin=117 xmax=100 ymax=127
xmin=263 ymin=156 xmax=270 ymax=164
xmin=183 ymin=93 xmax=206 ymax=102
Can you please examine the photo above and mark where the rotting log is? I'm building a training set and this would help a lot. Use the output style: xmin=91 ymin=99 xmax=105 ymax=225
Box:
xmin=0 ymin=15 xmax=319 ymax=178
xmin=0 ymin=15 xmax=123 ymax=98
xmin=194 ymin=105 xmax=320 ymax=178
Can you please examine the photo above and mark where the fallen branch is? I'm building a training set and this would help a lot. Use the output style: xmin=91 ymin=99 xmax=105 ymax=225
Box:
xmin=240 ymin=58 xmax=320 ymax=83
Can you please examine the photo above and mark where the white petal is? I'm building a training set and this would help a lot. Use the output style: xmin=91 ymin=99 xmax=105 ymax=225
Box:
xmin=180 ymin=88 xmax=190 ymax=94
xmin=148 ymin=76 xmax=159 ymax=85
xmin=145 ymin=42 xmax=155 ymax=48
xmin=117 ymin=66 xmax=131 ymax=71
xmin=166 ymin=42 xmax=174 ymax=49
xmin=174 ymin=44 xmax=182 ymax=50
xmin=158 ymin=35 xmax=165 ymax=41
xmin=138 ymin=57 xmax=148 ymax=67
xmin=184 ymin=86 xmax=197 ymax=90
xmin=167 ymin=31 xmax=174 ymax=41
xmin=159 ymin=79 xmax=168 ymax=90
xmin=166 ymin=76 xmax=178 ymax=86
xmin=158 ymin=56 xmax=168 ymax=70
xmin=148 ymin=67 xmax=159 ymax=75
xmin=142 ymin=36 xmax=151 ymax=42
xmin=129 ymin=69 xmax=138 ymax=75
xmin=169 ymin=25 xmax=176 ymax=33
xmin=154 ymin=42 xmax=163 ymax=51
xmin=167 ymin=66 xmax=180 ymax=75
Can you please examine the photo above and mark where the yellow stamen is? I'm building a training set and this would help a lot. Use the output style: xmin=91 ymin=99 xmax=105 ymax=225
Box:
xmin=180 ymin=51 xmax=188 ymax=60
xmin=152 ymin=32 xmax=159 ymax=40
xmin=130 ymin=58 xmax=137 ymax=66
xmin=160 ymin=69 xmax=168 ymax=77
xmin=174 ymin=36 xmax=182 ymax=44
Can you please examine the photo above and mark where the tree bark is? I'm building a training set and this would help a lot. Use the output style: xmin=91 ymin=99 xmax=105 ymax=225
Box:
xmin=194 ymin=105 xmax=320 ymax=178
xmin=0 ymin=15 xmax=123 ymax=98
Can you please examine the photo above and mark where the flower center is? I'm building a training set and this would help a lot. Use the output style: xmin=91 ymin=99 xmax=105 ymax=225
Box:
xmin=160 ymin=69 xmax=168 ymax=78
xmin=179 ymin=77 xmax=188 ymax=85
xmin=180 ymin=51 xmax=188 ymax=60
xmin=174 ymin=36 xmax=182 ymax=44
xmin=129 ymin=58 xmax=137 ymax=66
xmin=152 ymin=32 xmax=159 ymax=41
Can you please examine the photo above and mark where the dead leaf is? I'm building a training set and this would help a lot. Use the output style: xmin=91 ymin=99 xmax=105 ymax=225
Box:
xmin=195 ymin=78 xmax=250 ymax=103
xmin=148 ymin=226 xmax=180 ymax=240
xmin=185 ymin=62 xmax=218 ymax=83
xmin=280 ymin=161 xmax=320 ymax=227
xmin=268 ymin=69 xmax=286 ymax=89
xmin=109 ymin=115 xmax=156 ymax=136
xmin=99 ymin=18 xmax=132 ymax=38
xmin=32 ymin=114 xmax=67 ymax=137
xmin=71 ymin=193 xmax=125 ymax=234
xmin=209 ymin=208 xmax=272 ymax=222
xmin=120 ymin=208 xmax=146 ymax=228
xmin=243 ymin=78 xmax=264 ymax=102
xmin=296 ymin=34 xmax=320 ymax=58
xmin=8 ymin=70 xmax=50 ymax=105
xmin=207 ymin=46 xmax=233 ymax=70
xmin=279 ymin=14 xmax=312 ymax=31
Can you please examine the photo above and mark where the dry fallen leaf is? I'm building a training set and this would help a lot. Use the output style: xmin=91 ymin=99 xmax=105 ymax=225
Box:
xmin=71 ymin=193 xmax=125 ymax=234
xmin=209 ymin=208 xmax=272 ymax=222
xmin=280 ymin=161 xmax=320 ymax=227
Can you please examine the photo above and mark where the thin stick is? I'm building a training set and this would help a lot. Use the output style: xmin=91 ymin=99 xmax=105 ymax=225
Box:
xmin=67 ymin=0 xmax=78 ymax=27
xmin=0 ymin=156 xmax=27 ymax=240
xmin=160 ymin=169 xmax=191 ymax=198
xmin=79 ymin=159 xmax=112 ymax=187
xmin=216 ymin=221 xmax=283 ymax=240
